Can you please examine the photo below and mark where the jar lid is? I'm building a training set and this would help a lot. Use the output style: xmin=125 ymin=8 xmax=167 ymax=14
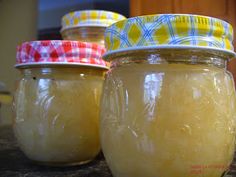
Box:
xmin=104 ymin=14 xmax=236 ymax=59
xmin=16 ymin=40 xmax=108 ymax=69
xmin=61 ymin=10 xmax=126 ymax=32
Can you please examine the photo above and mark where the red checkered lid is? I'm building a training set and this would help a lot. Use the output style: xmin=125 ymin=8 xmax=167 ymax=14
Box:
xmin=16 ymin=40 xmax=108 ymax=69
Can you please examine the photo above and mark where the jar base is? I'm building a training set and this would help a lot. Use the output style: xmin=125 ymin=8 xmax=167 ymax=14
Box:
xmin=31 ymin=159 xmax=93 ymax=167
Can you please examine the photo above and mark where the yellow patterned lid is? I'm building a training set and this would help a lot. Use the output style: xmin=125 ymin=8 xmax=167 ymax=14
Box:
xmin=61 ymin=10 xmax=126 ymax=32
xmin=104 ymin=14 xmax=235 ymax=58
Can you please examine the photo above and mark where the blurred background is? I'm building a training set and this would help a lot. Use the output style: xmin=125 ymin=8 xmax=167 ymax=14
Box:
xmin=0 ymin=0 xmax=236 ymax=125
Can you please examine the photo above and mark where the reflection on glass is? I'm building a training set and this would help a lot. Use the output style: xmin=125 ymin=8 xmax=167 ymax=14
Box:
xmin=143 ymin=73 xmax=164 ymax=119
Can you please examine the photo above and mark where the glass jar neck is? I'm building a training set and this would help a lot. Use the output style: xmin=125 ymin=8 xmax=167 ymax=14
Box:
xmin=19 ymin=66 xmax=106 ymax=77
xmin=62 ymin=26 xmax=106 ymax=46
xmin=107 ymin=49 xmax=228 ymax=69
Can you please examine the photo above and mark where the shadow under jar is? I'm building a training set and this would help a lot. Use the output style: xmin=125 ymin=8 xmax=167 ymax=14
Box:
xmin=13 ymin=40 xmax=108 ymax=166
xmin=100 ymin=14 xmax=236 ymax=177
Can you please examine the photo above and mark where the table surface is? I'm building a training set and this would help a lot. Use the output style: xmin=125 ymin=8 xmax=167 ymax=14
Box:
xmin=0 ymin=126 xmax=113 ymax=177
xmin=0 ymin=125 xmax=236 ymax=177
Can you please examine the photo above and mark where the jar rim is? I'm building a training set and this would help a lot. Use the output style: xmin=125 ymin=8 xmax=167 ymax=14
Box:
xmin=103 ymin=45 xmax=236 ymax=61
xmin=15 ymin=62 xmax=109 ymax=70
xmin=60 ymin=25 xmax=106 ymax=33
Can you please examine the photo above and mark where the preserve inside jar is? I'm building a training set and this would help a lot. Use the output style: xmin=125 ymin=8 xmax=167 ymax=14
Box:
xmin=61 ymin=26 xmax=106 ymax=46
xmin=100 ymin=49 xmax=236 ymax=177
xmin=14 ymin=66 xmax=106 ymax=166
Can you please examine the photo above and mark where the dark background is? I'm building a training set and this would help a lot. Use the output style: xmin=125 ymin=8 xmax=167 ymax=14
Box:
xmin=38 ymin=0 xmax=130 ymax=40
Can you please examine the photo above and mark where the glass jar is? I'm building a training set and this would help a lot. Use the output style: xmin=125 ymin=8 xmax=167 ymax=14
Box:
xmin=101 ymin=14 xmax=236 ymax=177
xmin=61 ymin=26 xmax=106 ymax=46
xmin=60 ymin=10 xmax=126 ymax=46
xmin=14 ymin=40 xmax=108 ymax=166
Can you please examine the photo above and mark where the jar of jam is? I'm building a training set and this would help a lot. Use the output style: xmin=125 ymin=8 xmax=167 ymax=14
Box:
xmin=60 ymin=10 xmax=126 ymax=46
xmin=14 ymin=40 xmax=107 ymax=166
xmin=101 ymin=14 xmax=236 ymax=177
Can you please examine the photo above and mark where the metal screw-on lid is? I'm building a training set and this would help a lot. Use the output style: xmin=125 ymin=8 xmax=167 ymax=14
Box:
xmin=16 ymin=40 xmax=108 ymax=69
xmin=104 ymin=14 xmax=235 ymax=59
xmin=61 ymin=10 xmax=126 ymax=32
